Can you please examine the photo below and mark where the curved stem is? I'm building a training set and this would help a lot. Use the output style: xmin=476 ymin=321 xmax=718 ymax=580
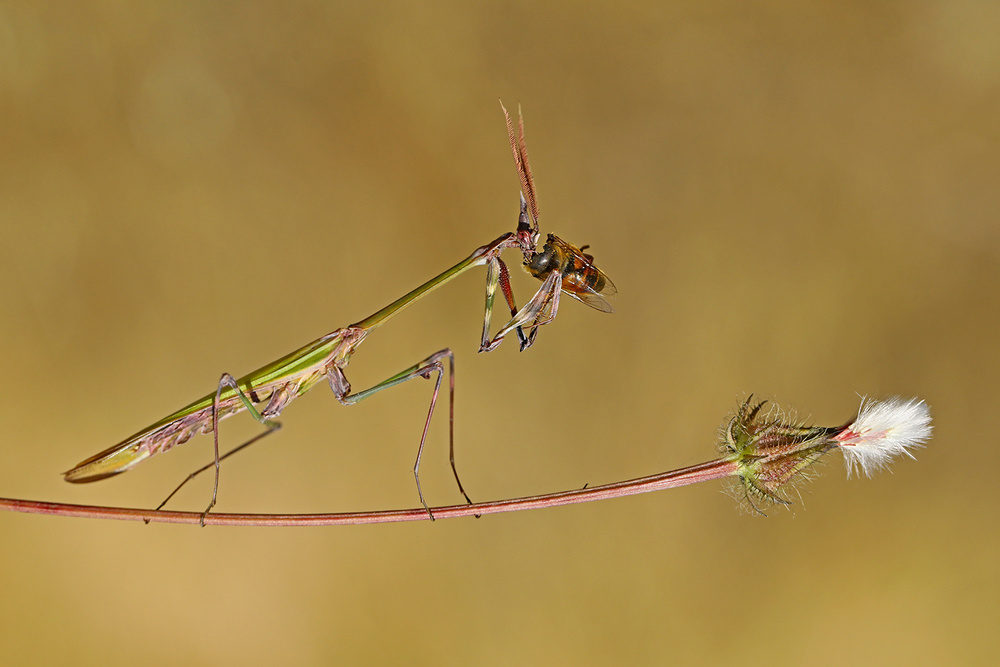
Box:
xmin=0 ymin=458 xmax=737 ymax=527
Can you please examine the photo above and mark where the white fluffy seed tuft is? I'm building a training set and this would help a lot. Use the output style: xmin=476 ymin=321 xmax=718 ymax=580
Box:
xmin=836 ymin=397 xmax=932 ymax=478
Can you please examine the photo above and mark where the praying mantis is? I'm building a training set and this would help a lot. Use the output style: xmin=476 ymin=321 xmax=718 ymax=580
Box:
xmin=64 ymin=103 xmax=617 ymax=521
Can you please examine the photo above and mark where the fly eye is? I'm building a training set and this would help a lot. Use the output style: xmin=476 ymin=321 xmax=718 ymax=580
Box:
xmin=527 ymin=249 xmax=551 ymax=274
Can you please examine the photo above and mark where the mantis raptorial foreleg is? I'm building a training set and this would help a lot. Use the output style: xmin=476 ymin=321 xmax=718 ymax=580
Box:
xmin=480 ymin=256 xmax=528 ymax=352
xmin=327 ymin=349 xmax=460 ymax=520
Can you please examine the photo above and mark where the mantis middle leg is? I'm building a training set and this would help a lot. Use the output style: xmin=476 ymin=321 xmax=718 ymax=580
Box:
xmin=327 ymin=349 xmax=463 ymax=520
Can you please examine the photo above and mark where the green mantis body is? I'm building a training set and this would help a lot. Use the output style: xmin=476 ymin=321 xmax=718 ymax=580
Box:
xmin=64 ymin=103 xmax=616 ymax=519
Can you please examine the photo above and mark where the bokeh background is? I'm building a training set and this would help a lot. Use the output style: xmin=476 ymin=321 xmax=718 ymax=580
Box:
xmin=2 ymin=2 xmax=997 ymax=664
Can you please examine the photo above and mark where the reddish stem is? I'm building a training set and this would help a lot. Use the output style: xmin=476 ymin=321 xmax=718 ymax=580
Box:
xmin=0 ymin=458 xmax=738 ymax=527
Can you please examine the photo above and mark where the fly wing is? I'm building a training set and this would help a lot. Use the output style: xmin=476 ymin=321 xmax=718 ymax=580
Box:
xmin=563 ymin=287 xmax=615 ymax=314
xmin=548 ymin=235 xmax=617 ymax=312
xmin=591 ymin=269 xmax=618 ymax=297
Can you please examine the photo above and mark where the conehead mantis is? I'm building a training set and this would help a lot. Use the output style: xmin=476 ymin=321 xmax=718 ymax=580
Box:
xmin=64 ymin=102 xmax=617 ymax=522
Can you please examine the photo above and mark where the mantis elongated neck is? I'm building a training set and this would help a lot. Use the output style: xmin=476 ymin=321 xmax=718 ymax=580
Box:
xmin=351 ymin=248 xmax=488 ymax=333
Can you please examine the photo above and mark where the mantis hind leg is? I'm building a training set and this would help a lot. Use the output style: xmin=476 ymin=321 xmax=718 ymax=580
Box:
xmin=329 ymin=349 xmax=467 ymax=521
xmin=154 ymin=373 xmax=283 ymax=525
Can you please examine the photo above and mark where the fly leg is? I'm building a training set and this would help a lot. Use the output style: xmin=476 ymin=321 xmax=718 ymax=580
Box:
xmin=327 ymin=349 xmax=465 ymax=521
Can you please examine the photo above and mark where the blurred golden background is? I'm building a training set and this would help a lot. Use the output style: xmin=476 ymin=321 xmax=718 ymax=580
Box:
xmin=1 ymin=2 xmax=997 ymax=664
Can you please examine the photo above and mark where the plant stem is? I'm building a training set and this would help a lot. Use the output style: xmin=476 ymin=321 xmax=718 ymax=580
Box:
xmin=0 ymin=458 xmax=738 ymax=527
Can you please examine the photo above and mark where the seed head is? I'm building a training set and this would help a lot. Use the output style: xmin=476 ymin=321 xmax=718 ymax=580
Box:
xmin=722 ymin=397 xmax=840 ymax=511
xmin=722 ymin=395 xmax=932 ymax=513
